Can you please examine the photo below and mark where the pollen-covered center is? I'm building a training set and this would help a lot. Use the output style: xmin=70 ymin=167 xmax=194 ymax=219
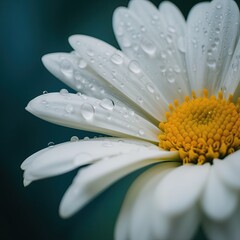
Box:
xmin=159 ymin=90 xmax=240 ymax=164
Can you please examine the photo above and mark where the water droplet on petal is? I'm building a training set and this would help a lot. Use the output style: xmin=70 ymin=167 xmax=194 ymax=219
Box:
xmin=78 ymin=58 xmax=87 ymax=69
xmin=65 ymin=104 xmax=73 ymax=113
xmin=60 ymin=59 xmax=73 ymax=78
xmin=128 ymin=60 xmax=141 ymax=74
xmin=137 ymin=97 xmax=143 ymax=104
xmin=81 ymin=103 xmax=95 ymax=120
xmin=207 ymin=57 xmax=217 ymax=68
xmin=60 ymin=88 xmax=69 ymax=96
xmin=48 ymin=142 xmax=54 ymax=147
xmin=138 ymin=129 xmax=145 ymax=136
xmin=100 ymin=98 xmax=115 ymax=110
xmin=122 ymin=36 xmax=132 ymax=48
xmin=102 ymin=142 xmax=113 ymax=147
xmin=111 ymin=53 xmax=123 ymax=65
xmin=86 ymin=49 xmax=94 ymax=57
xmin=140 ymin=38 xmax=157 ymax=55
xmin=167 ymin=72 xmax=175 ymax=83
xmin=116 ymin=26 xmax=124 ymax=36
xmin=228 ymin=48 xmax=233 ymax=56
xmin=70 ymin=136 xmax=79 ymax=142
xmin=146 ymin=83 xmax=155 ymax=93
xmin=177 ymin=37 xmax=186 ymax=53
xmin=216 ymin=3 xmax=222 ymax=9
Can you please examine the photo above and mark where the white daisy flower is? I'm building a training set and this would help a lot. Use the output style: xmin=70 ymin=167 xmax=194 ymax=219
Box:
xmin=22 ymin=0 xmax=240 ymax=239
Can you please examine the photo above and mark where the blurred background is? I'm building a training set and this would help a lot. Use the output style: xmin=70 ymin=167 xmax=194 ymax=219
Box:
xmin=1 ymin=0 xmax=229 ymax=239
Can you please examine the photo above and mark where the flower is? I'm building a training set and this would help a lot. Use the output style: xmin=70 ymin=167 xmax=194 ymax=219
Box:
xmin=21 ymin=0 xmax=240 ymax=239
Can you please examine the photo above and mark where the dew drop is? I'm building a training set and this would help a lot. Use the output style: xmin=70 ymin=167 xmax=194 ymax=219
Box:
xmin=86 ymin=49 xmax=94 ymax=57
xmin=146 ymin=83 xmax=155 ymax=93
xmin=116 ymin=26 xmax=124 ymax=36
xmin=65 ymin=104 xmax=73 ymax=113
xmin=122 ymin=36 xmax=132 ymax=48
xmin=60 ymin=59 xmax=73 ymax=78
xmin=81 ymin=103 xmax=95 ymax=120
xmin=100 ymin=98 xmax=115 ymax=110
xmin=78 ymin=59 xmax=87 ymax=69
xmin=138 ymin=129 xmax=145 ymax=136
xmin=102 ymin=142 xmax=113 ymax=147
xmin=60 ymin=88 xmax=69 ymax=96
xmin=128 ymin=60 xmax=141 ymax=74
xmin=111 ymin=53 xmax=123 ymax=65
xmin=168 ymin=25 xmax=176 ymax=33
xmin=137 ymin=97 xmax=143 ymax=104
xmin=177 ymin=36 xmax=186 ymax=53
xmin=70 ymin=136 xmax=79 ymax=142
xmin=207 ymin=57 xmax=217 ymax=68
xmin=140 ymin=26 xmax=146 ymax=32
xmin=167 ymin=72 xmax=175 ymax=83
xmin=232 ymin=63 xmax=238 ymax=72
xmin=48 ymin=142 xmax=54 ymax=147
xmin=228 ymin=48 xmax=233 ymax=56
xmin=216 ymin=3 xmax=222 ymax=9
xmin=140 ymin=38 xmax=157 ymax=55
xmin=173 ymin=65 xmax=181 ymax=73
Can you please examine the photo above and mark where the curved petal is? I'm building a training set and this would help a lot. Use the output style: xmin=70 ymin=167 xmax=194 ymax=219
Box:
xmin=26 ymin=92 xmax=160 ymax=142
xmin=203 ymin=204 xmax=240 ymax=240
xmin=115 ymin=162 xmax=200 ymax=240
xmin=159 ymin=1 xmax=186 ymax=37
xmin=59 ymin=148 xmax=179 ymax=218
xmin=155 ymin=163 xmax=210 ymax=217
xmin=222 ymin=37 xmax=240 ymax=95
xmin=42 ymin=52 xmax=159 ymax=121
xmin=186 ymin=0 xmax=240 ymax=95
xmin=69 ymin=35 xmax=169 ymax=122
xmin=214 ymin=151 xmax=240 ymax=190
xmin=113 ymin=2 xmax=190 ymax=104
xmin=201 ymin=163 xmax=238 ymax=221
xmin=115 ymin=162 xmax=178 ymax=240
xmin=22 ymin=137 xmax=159 ymax=185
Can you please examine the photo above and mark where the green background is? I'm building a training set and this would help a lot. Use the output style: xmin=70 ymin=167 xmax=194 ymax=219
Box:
xmin=1 ymin=0 xmax=237 ymax=239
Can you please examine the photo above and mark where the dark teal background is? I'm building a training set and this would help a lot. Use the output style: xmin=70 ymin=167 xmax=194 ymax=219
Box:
xmin=1 ymin=0 xmax=237 ymax=239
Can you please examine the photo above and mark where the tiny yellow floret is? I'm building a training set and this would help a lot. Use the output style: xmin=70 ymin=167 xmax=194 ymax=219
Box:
xmin=159 ymin=90 xmax=240 ymax=164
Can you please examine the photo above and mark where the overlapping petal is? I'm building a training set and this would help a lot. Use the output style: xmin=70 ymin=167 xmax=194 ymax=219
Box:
xmin=59 ymin=148 xmax=178 ymax=218
xmin=186 ymin=0 xmax=240 ymax=95
xmin=22 ymin=137 xmax=160 ymax=185
xmin=26 ymin=92 xmax=160 ymax=142
xmin=69 ymin=35 xmax=169 ymax=121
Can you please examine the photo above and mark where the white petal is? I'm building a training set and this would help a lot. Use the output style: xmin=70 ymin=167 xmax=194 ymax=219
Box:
xmin=59 ymin=148 xmax=178 ymax=218
xmin=26 ymin=92 xmax=160 ymax=142
xmin=155 ymin=163 xmax=210 ymax=217
xmin=186 ymin=0 xmax=240 ymax=95
xmin=113 ymin=2 xmax=190 ymax=104
xmin=222 ymin=37 xmax=240 ymax=95
xmin=42 ymin=52 xmax=157 ymax=121
xmin=201 ymin=164 xmax=238 ymax=221
xmin=214 ymin=151 xmax=240 ymax=190
xmin=22 ymin=137 xmax=158 ymax=184
xmin=115 ymin=162 xmax=199 ymax=240
xmin=203 ymin=205 xmax=240 ymax=240
xmin=69 ymin=35 xmax=169 ymax=122
xmin=126 ymin=163 xmax=178 ymax=240
xmin=159 ymin=1 xmax=186 ymax=37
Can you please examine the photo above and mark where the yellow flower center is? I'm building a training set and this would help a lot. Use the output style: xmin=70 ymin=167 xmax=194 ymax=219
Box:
xmin=159 ymin=90 xmax=240 ymax=165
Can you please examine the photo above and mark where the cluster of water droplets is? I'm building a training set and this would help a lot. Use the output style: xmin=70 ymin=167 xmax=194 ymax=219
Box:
xmin=113 ymin=7 xmax=189 ymax=102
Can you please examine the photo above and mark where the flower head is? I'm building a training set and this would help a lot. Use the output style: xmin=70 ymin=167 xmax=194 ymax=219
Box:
xmin=22 ymin=0 xmax=240 ymax=239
